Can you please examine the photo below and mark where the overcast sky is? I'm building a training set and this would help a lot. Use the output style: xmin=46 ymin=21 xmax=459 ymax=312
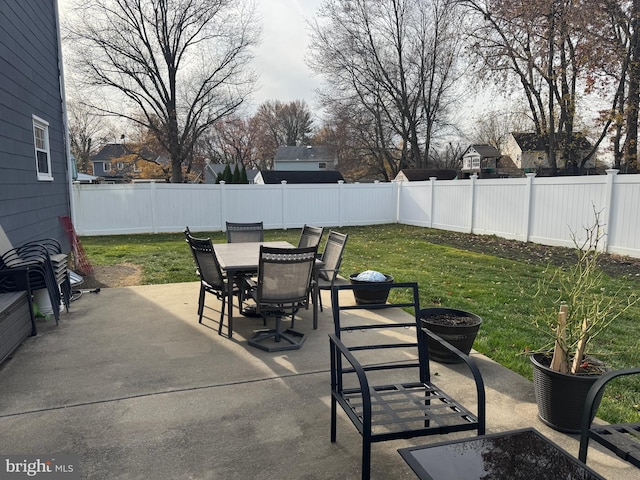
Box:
xmin=58 ymin=0 xmax=325 ymax=116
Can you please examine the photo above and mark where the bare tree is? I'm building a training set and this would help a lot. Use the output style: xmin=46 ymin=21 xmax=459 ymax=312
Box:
xmin=249 ymin=100 xmax=314 ymax=167
xmin=309 ymin=0 xmax=467 ymax=171
xmin=67 ymin=99 xmax=112 ymax=174
xmin=66 ymin=0 xmax=258 ymax=182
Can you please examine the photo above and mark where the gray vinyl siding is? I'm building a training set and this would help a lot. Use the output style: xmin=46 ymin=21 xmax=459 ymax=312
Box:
xmin=0 ymin=0 xmax=71 ymax=250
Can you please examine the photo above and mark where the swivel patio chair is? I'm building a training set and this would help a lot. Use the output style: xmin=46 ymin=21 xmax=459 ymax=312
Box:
xmin=579 ymin=367 xmax=640 ymax=469
xmin=297 ymin=225 xmax=324 ymax=248
xmin=184 ymin=230 xmax=239 ymax=331
xmin=225 ymin=222 xmax=264 ymax=243
xmin=329 ymin=282 xmax=486 ymax=480
xmin=313 ymin=230 xmax=348 ymax=312
xmin=245 ymin=245 xmax=317 ymax=352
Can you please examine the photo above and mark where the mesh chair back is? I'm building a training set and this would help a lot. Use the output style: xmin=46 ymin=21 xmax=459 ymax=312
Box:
xmin=257 ymin=246 xmax=317 ymax=306
xmin=186 ymin=234 xmax=225 ymax=290
xmin=298 ymin=225 xmax=324 ymax=248
xmin=226 ymin=222 xmax=264 ymax=243
xmin=319 ymin=231 xmax=348 ymax=281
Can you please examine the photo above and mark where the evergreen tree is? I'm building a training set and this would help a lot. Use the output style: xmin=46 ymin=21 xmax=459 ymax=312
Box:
xmin=232 ymin=164 xmax=240 ymax=183
xmin=221 ymin=164 xmax=232 ymax=183
xmin=239 ymin=165 xmax=249 ymax=184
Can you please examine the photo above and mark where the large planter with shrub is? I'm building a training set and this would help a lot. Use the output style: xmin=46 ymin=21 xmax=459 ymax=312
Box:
xmin=530 ymin=352 xmax=605 ymax=433
xmin=349 ymin=272 xmax=394 ymax=305
xmin=419 ymin=307 xmax=482 ymax=364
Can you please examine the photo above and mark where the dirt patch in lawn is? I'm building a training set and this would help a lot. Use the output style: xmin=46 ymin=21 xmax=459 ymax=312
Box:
xmin=78 ymin=264 xmax=142 ymax=289
xmin=420 ymin=230 xmax=640 ymax=281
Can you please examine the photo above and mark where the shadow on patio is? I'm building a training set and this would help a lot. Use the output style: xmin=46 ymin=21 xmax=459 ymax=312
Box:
xmin=0 ymin=283 xmax=634 ymax=479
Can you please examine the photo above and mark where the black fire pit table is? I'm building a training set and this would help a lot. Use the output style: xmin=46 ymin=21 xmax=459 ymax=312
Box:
xmin=398 ymin=428 xmax=604 ymax=480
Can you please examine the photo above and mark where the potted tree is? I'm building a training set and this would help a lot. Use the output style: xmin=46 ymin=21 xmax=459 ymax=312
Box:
xmin=530 ymin=211 xmax=639 ymax=432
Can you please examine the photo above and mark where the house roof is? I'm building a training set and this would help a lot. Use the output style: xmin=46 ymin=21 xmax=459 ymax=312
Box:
xmin=465 ymin=144 xmax=501 ymax=158
xmin=395 ymin=169 xmax=458 ymax=181
xmin=511 ymin=133 xmax=593 ymax=152
xmin=92 ymin=144 xmax=128 ymax=161
xmin=92 ymin=143 xmax=162 ymax=163
xmin=274 ymin=146 xmax=335 ymax=162
xmin=256 ymin=170 xmax=345 ymax=184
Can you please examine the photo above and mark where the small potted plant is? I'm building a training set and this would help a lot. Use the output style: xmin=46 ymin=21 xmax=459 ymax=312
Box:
xmin=529 ymin=210 xmax=639 ymax=432
xmin=349 ymin=270 xmax=394 ymax=305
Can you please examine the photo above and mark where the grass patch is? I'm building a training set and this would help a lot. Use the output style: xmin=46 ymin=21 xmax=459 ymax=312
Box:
xmin=80 ymin=224 xmax=640 ymax=425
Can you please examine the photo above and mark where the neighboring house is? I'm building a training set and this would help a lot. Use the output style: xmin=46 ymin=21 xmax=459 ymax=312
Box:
xmin=460 ymin=144 xmax=502 ymax=178
xmin=273 ymin=146 xmax=337 ymax=171
xmin=91 ymin=143 xmax=170 ymax=183
xmin=204 ymin=162 xmax=258 ymax=184
xmin=254 ymin=170 xmax=345 ymax=184
xmin=393 ymin=169 xmax=458 ymax=182
xmin=0 ymin=0 xmax=71 ymax=248
xmin=503 ymin=132 xmax=596 ymax=174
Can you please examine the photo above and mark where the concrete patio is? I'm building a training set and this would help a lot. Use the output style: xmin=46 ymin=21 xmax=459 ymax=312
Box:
xmin=0 ymin=283 xmax=635 ymax=479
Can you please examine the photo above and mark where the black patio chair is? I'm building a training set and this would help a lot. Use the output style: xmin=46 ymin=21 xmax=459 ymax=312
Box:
xmin=313 ymin=230 xmax=348 ymax=312
xmin=184 ymin=230 xmax=238 ymax=331
xmin=245 ymin=245 xmax=317 ymax=352
xmin=579 ymin=367 xmax=640 ymax=469
xmin=329 ymin=282 xmax=486 ymax=480
xmin=225 ymin=222 xmax=264 ymax=243
xmin=297 ymin=225 xmax=324 ymax=248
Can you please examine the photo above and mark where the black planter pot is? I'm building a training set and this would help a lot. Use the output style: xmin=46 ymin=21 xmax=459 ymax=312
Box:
xmin=349 ymin=273 xmax=394 ymax=305
xmin=419 ymin=307 xmax=482 ymax=364
xmin=530 ymin=353 xmax=604 ymax=433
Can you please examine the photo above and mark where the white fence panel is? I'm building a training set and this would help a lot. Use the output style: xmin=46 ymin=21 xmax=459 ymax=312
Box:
xmin=473 ymin=178 xmax=529 ymax=241
xmin=431 ymin=180 xmax=472 ymax=233
xmin=220 ymin=184 xmax=285 ymax=229
xmin=339 ymin=183 xmax=397 ymax=225
xmin=528 ymin=176 xmax=606 ymax=248
xmin=398 ymin=181 xmax=432 ymax=227
xmin=607 ymin=174 xmax=640 ymax=256
xmin=280 ymin=184 xmax=342 ymax=229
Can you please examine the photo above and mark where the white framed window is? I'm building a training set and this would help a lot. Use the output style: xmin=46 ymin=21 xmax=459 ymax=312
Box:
xmin=33 ymin=115 xmax=53 ymax=181
xmin=116 ymin=161 xmax=124 ymax=169
xmin=463 ymin=158 xmax=471 ymax=170
xmin=133 ymin=162 xmax=141 ymax=173
xmin=104 ymin=162 xmax=111 ymax=172
xmin=471 ymin=156 xmax=481 ymax=169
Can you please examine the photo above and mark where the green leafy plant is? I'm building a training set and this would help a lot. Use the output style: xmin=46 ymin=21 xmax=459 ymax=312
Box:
xmin=533 ymin=210 xmax=639 ymax=374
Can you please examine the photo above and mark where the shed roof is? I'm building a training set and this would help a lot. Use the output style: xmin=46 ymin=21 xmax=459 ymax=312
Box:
xmin=511 ymin=133 xmax=593 ymax=152
xmin=257 ymin=170 xmax=345 ymax=184
xmin=396 ymin=169 xmax=458 ymax=181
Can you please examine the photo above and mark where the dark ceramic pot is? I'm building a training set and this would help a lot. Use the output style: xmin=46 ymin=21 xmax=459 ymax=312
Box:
xmin=419 ymin=307 xmax=482 ymax=364
xmin=349 ymin=273 xmax=394 ymax=305
xmin=530 ymin=352 xmax=604 ymax=433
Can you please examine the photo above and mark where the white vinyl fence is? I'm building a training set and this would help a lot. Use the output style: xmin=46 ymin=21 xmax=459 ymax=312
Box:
xmin=72 ymin=170 xmax=640 ymax=258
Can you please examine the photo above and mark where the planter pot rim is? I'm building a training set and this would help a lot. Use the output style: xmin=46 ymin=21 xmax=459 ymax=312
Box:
xmin=419 ymin=307 xmax=482 ymax=326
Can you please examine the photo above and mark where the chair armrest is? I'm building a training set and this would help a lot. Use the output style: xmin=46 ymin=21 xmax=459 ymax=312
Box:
xmin=329 ymin=333 xmax=373 ymax=423
xmin=579 ymin=366 xmax=640 ymax=462
xmin=421 ymin=328 xmax=486 ymax=430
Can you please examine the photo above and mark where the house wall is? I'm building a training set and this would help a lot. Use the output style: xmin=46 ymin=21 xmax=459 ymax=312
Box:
xmin=0 ymin=0 xmax=70 ymax=249
xmin=274 ymin=161 xmax=328 ymax=171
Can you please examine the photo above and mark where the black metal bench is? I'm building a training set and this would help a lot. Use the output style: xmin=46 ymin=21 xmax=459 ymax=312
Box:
xmin=579 ymin=367 xmax=640 ymax=469
xmin=329 ymin=282 xmax=486 ymax=480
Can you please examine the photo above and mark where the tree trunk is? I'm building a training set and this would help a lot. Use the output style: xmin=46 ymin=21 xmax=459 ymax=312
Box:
xmin=624 ymin=0 xmax=640 ymax=173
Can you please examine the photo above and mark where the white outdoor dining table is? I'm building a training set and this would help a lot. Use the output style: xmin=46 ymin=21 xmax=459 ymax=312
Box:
xmin=213 ymin=241 xmax=320 ymax=338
